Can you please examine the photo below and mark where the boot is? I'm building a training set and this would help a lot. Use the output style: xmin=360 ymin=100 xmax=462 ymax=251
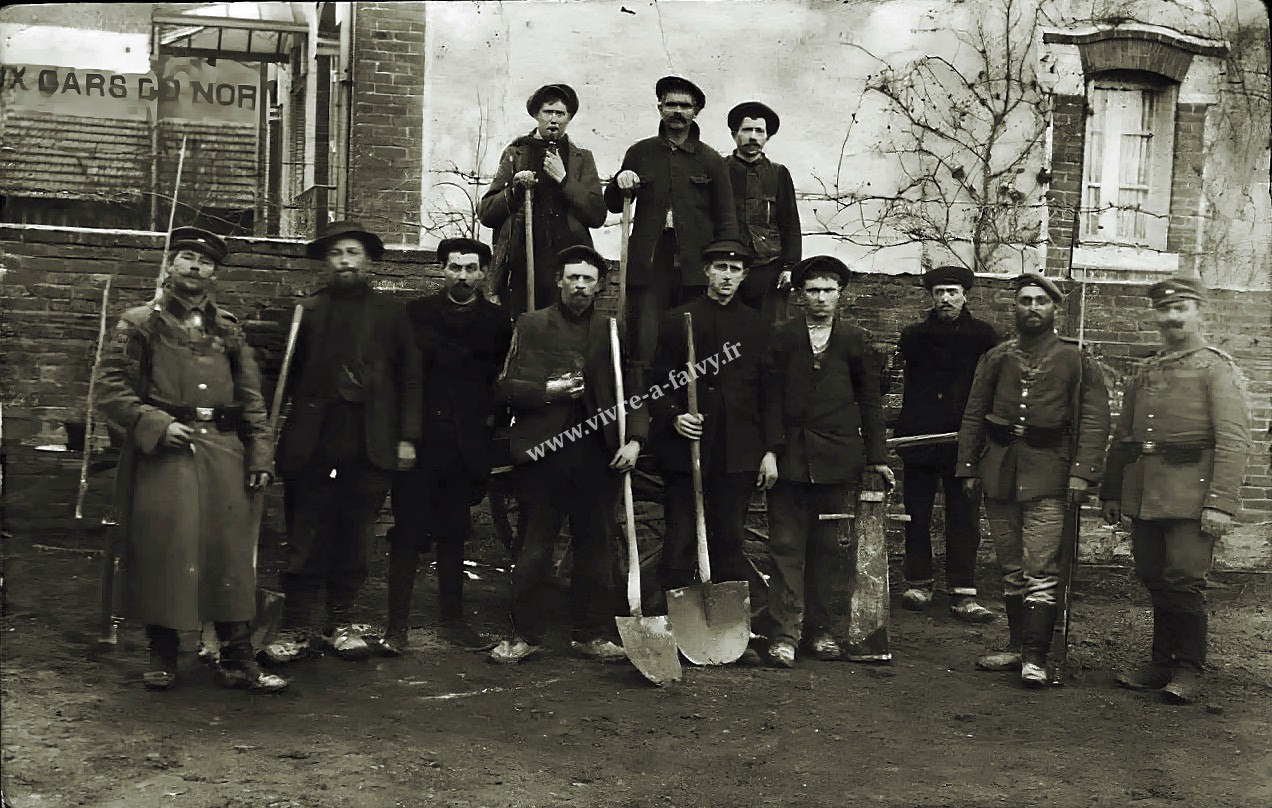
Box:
xmin=378 ymin=546 xmax=419 ymax=656
xmin=1019 ymin=600 xmax=1057 ymax=689
xmin=977 ymin=595 xmax=1024 ymax=671
xmin=1114 ymin=608 xmax=1173 ymax=691
xmin=216 ymin=621 xmax=289 ymax=693
xmin=144 ymin=625 xmax=179 ymax=691
xmin=1161 ymin=611 xmax=1206 ymax=705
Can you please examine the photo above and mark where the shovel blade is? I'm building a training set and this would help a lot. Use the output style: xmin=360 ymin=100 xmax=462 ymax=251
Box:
xmin=251 ymin=587 xmax=285 ymax=648
xmin=665 ymin=580 xmax=750 ymax=665
xmin=616 ymin=615 xmax=682 ymax=685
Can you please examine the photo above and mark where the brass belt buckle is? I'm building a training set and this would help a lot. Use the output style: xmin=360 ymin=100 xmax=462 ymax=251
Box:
xmin=1140 ymin=441 xmax=1157 ymax=455
xmin=1011 ymin=423 xmax=1027 ymax=438
xmin=195 ymin=407 xmax=215 ymax=422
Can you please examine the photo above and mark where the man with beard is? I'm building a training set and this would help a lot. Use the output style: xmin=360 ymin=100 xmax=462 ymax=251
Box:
xmin=381 ymin=238 xmax=513 ymax=654
xmin=605 ymin=76 xmax=738 ymax=376
xmin=488 ymin=245 xmax=647 ymax=664
xmin=478 ymin=83 xmax=607 ymax=317
xmin=95 ymin=228 xmax=287 ymax=692
xmin=1101 ymin=277 xmax=1251 ymax=704
xmin=957 ymin=274 xmax=1109 ymax=688
xmin=263 ymin=221 xmax=422 ymax=666
xmin=725 ymin=101 xmax=801 ymax=323
xmin=893 ymin=265 xmax=999 ymax=622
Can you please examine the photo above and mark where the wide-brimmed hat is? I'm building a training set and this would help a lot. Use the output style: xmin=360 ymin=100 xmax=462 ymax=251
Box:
xmin=655 ymin=75 xmax=706 ymax=109
xmin=307 ymin=220 xmax=385 ymax=261
xmin=526 ymin=83 xmax=579 ymax=117
xmin=169 ymin=227 xmax=229 ymax=263
xmin=727 ymin=101 xmax=780 ymax=137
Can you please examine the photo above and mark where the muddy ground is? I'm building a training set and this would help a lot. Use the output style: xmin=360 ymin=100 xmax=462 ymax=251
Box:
xmin=2 ymin=496 xmax=1270 ymax=808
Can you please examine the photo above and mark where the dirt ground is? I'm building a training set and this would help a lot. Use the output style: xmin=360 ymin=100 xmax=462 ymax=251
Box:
xmin=2 ymin=499 xmax=1270 ymax=808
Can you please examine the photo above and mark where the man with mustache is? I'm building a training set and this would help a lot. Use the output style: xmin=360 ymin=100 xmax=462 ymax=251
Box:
xmin=893 ymin=265 xmax=999 ymax=622
xmin=380 ymin=238 xmax=513 ymax=654
xmin=957 ymin=274 xmax=1110 ymax=688
xmin=605 ymin=76 xmax=739 ymax=378
xmin=478 ymin=83 xmax=606 ymax=317
xmin=725 ymin=101 xmax=801 ymax=324
xmin=1101 ymin=277 xmax=1251 ymax=704
xmin=263 ymin=221 xmax=422 ymax=666
xmin=488 ymin=245 xmax=647 ymax=664
xmin=95 ymin=228 xmax=287 ymax=692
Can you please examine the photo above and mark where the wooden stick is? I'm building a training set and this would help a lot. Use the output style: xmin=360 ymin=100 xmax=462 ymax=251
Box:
xmin=154 ymin=134 xmax=189 ymax=296
xmin=618 ymin=194 xmax=632 ymax=330
xmin=523 ymin=190 xmax=535 ymax=312
xmin=684 ymin=311 xmax=711 ymax=584
xmin=75 ymin=277 xmax=112 ymax=519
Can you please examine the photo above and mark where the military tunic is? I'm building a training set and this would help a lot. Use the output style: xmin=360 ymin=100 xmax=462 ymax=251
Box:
xmin=96 ymin=294 xmax=271 ymax=631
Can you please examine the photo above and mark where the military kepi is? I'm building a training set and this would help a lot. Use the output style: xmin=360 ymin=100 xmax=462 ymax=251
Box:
xmin=702 ymin=239 xmax=752 ymax=266
xmin=170 ymin=227 xmax=228 ymax=263
xmin=307 ymin=220 xmax=385 ymax=261
xmin=791 ymin=255 xmax=850 ymax=288
xmin=656 ymin=75 xmax=706 ymax=109
xmin=1012 ymin=273 xmax=1064 ymax=304
xmin=922 ymin=264 xmax=975 ymax=290
xmin=1148 ymin=276 xmax=1208 ymax=307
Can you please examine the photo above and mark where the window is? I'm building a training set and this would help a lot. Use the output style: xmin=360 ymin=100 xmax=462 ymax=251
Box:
xmin=1081 ymin=78 xmax=1176 ymax=249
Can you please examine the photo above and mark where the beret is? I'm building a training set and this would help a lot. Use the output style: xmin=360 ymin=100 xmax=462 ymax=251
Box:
xmin=727 ymin=101 xmax=780 ymax=137
xmin=702 ymin=239 xmax=753 ymax=266
xmin=1148 ymin=276 xmax=1208 ymax=307
xmin=921 ymin=265 xmax=975 ymax=290
xmin=1011 ymin=273 xmax=1064 ymax=304
xmin=791 ymin=255 xmax=850 ymax=288
xmin=526 ymin=83 xmax=579 ymax=117
xmin=169 ymin=227 xmax=228 ymax=263
xmin=655 ymin=75 xmax=706 ymax=109
xmin=307 ymin=220 xmax=385 ymax=261
xmin=437 ymin=237 xmax=493 ymax=267
xmin=556 ymin=244 xmax=609 ymax=274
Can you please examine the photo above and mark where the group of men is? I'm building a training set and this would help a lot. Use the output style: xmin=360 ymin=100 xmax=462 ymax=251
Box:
xmin=95 ymin=76 xmax=1251 ymax=707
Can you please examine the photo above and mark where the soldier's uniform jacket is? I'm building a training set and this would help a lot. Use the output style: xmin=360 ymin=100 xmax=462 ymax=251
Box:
xmin=956 ymin=331 xmax=1110 ymax=501
xmin=1100 ymin=334 xmax=1251 ymax=519
xmin=96 ymin=293 xmax=271 ymax=630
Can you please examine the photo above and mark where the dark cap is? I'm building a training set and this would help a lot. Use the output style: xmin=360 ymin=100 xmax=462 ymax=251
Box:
xmin=556 ymin=244 xmax=609 ymax=275
xmin=437 ymin=237 xmax=493 ymax=268
xmin=1012 ymin=273 xmax=1064 ymax=304
xmin=922 ymin=265 xmax=975 ymax=290
xmin=791 ymin=255 xmax=850 ymax=289
xmin=656 ymin=75 xmax=706 ymax=109
xmin=701 ymin=239 xmax=752 ymax=266
xmin=727 ymin=101 xmax=780 ymax=137
xmin=169 ymin=227 xmax=228 ymax=263
xmin=526 ymin=83 xmax=579 ymax=117
xmin=1148 ymin=276 xmax=1208 ymax=307
xmin=307 ymin=220 xmax=385 ymax=261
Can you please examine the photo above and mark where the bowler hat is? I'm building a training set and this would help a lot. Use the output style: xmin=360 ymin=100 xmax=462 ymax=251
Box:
xmin=526 ymin=83 xmax=579 ymax=117
xmin=1012 ymin=273 xmax=1064 ymax=304
xmin=307 ymin=220 xmax=385 ymax=261
xmin=702 ymin=239 xmax=753 ymax=266
xmin=169 ymin=227 xmax=228 ymax=264
xmin=655 ymin=75 xmax=706 ymax=109
xmin=791 ymin=255 xmax=850 ymax=289
xmin=437 ymin=237 xmax=493 ymax=268
xmin=556 ymin=244 xmax=609 ymax=275
xmin=922 ymin=265 xmax=975 ymax=290
xmin=727 ymin=101 xmax=780 ymax=137
xmin=1148 ymin=276 xmax=1208 ymax=308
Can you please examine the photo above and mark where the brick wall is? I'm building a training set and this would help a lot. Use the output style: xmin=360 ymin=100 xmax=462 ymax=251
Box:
xmin=1166 ymin=102 xmax=1207 ymax=257
xmin=2 ymin=224 xmax=1268 ymax=566
xmin=1045 ymin=94 xmax=1086 ymax=276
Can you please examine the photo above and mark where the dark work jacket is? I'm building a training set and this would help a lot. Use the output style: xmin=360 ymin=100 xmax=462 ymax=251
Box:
xmin=725 ymin=153 xmax=801 ymax=269
xmin=405 ymin=291 xmax=513 ymax=483
xmin=956 ymin=331 xmax=1110 ymax=501
xmin=277 ymin=283 xmax=422 ymax=475
xmin=649 ymin=295 xmax=771 ymax=475
xmin=763 ymin=312 xmax=888 ymax=485
xmin=893 ymin=308 xmax=999 ymax=468
xmin=603 ymin=122 xmax=739 ymax=286
xmin=496 ymin=303 xmax=649 ymax=465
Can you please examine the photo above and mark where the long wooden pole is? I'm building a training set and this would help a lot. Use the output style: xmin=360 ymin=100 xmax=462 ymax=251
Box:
xmin=75 ymin=276 xmax=113 ymax=519
xmin=684 ymin=311 xmax=711 ymax=584
xmin=523 ymin=190 xmax=535 ymax=312
xmin=154 ymin=134 xmax=189 ymax=296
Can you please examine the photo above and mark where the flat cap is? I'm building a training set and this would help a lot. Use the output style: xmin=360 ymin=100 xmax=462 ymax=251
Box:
xmin=791 ymin=255 xmax=850 ymax=289
xmin=169 ymin=227 xmax=228 ymax=263
xmin=526 ymin=83 xmax=579 ymax=117
xmin=922 ymin=265 xmax=975 ymax=290
xmin=1012 ymin=273 xmax=1064 ymax=304
xmin=307 ymin=220 xmax=385 ymax=261
xmin=1148 ymin=276 xmax=1208 ymax=307
xmin=727 ymin=101 xmax=780 ymax=137
xmin=437 ymin=237 xmax=493 ymax=267
xmin=702 ymin=239 xmax=753 ymax=266
xmin=656 ymin=75 xmax=706 ymax=109
xmin=557 ymin=244 xmax=609 ymax=274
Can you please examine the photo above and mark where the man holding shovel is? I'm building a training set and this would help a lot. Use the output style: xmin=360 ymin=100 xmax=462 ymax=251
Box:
xmin=95 ymin=228 xmax=287 ymax=693
xmin=761 ymin=256 xmax=894 ymax=668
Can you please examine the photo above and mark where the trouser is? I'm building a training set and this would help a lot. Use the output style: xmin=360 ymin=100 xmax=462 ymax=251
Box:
xmin=280 ymin=459 xmax=392 ymax=633
xmin=627 ymin=230 xmax=702 ymax=376
xmin=766 ymin=480 xmax=852 ymax=646
xmin=1131 ymin=518 xmax=1214 ymax=671
xmin=510 ymin=438 xmax=620 ymax=645
xmin=901 ymin=464 xmax=983 ymax=595
xmin=503 ymin=254 xmax=565 ymax=320
xmin=146 ymin=622 xmax=253 ymax=668
xmin=388 ymin=438 xmax=473 ymax=627
xmin=658 ymin=470 xmax=753 ymax=591
xmin=737 ymin=259 xmax=789 ymax=324
xmin=983 ymin=496 xmax=1065 ymax=606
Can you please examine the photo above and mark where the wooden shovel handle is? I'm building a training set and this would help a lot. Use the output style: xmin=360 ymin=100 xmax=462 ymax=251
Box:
xmin=684 ymin=312 xmax=711 ymax=584
xmin=611 ymin=317 xmax=642 ymax=615
xmin=524 ymin=191 xmax=535 ymax=312
xmin=618 ymin=193 xmax=632 ymax=331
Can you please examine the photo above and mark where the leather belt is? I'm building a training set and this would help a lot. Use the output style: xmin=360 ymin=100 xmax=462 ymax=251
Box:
xmin=1123 ymin=440 xmax=1212 ymax=464
xmin=147 ymin=399 xmax=244 ymax=432
xmin=985 ymin=419 xmax=1068 ymax=449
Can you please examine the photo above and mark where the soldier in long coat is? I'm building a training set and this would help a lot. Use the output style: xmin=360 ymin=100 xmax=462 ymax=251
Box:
xmin=96 ymin=228 xmax=287 ymax=693
xmin=1101 ymin=277 xmax=1252 ymax=704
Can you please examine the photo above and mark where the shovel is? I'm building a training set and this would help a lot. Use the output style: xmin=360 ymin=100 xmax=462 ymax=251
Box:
xmin=665 ymin=312 xmax=750 ymax=665
xmin=610 ymin=317 xmax=681 ymax=684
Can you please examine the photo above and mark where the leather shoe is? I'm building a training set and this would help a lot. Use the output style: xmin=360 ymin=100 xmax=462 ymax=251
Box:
xmin=1114 ymin=662 xmax=1173 ymax=691
xmin=1161 ymin=666 xmax=1201 ymax=704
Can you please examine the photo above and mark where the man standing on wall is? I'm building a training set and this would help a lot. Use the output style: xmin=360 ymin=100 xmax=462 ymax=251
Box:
xmin=725 ymin=101 xmax=801 ymax=324
xmin=263 ymin=221 xmax=422 ymax=666
xmin=605 ymin=76 xmax=738 ymax=376
xmin=478 ymin=83 xmax=607 ymax=317
xmin=958 ymin=274 xmax=1109 ymax=688
xmin=1102 ymin=278 xmax=1251 ymax=704
xmin=894 ymin=265 xmax=999 ymax=622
